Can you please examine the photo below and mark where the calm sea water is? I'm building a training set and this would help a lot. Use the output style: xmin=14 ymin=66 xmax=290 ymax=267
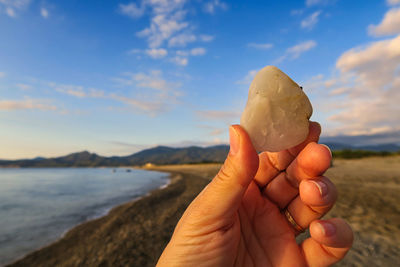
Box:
xmin=0 ymin=168 xmax=168 ymax=266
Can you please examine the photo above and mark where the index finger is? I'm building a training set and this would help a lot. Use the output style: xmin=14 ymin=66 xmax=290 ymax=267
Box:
xmin=254 ymin=121 xmax=321 ymax=187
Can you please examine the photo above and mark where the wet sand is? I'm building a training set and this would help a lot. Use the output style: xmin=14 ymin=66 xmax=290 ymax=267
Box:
xmin=8 ymin=157 xmax=400 ymax=266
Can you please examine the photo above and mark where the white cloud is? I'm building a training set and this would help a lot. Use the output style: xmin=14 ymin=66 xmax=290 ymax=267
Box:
xmin=145 ymin=48 xmax=168 ymax=59
xmin=133 ymin=0 xmax=189 ymax=48
xmin=306 ymin=34 xmax=400 ymax=136
xmin=276 ymin=40 xmax=317 ymax=62
xmin=16 ymin=83 xmax=32 ymax=90
xmin=387 ymin=0 xmax=400 ymax=6
xmin=368 ymin=8 xmax=400 ymax=37
xmin=190 ymin=47 xmax=206 ymax=56
xmin=236 ymin=69 xmax=258 ymax=85
xmin=171 ymin=56 xmax=188 ymax=66
xmin=0 ymin=99 xmax=57 ymax=111
xmin=40 ymin=7 xmax=49 ymax=18
xmin=119 ymin=2 xmax=146 ymax=18
xmin=301 ymin=11 xmax=322 ymax=29
xmin=204 ymin=0 xmax=228 ymax=14
xmin=247 ymin=43 xmax=274 ymax=50
xmin=6 ymin=7 xmax=15 ymax=17
xmin=0 ymin=0 xmax=31 ymax=17
xmin=305 ymin=0 xmax=334 ymax=6
xmin=199 ymin=34 xmax=215 ymax=42
xmin=196 ymin=110 xmax=240 ymax=124
xmin=168 ymin=33 xmax=196 ymax=47
xmin=0 ymin=72 xmax=5 ymax=78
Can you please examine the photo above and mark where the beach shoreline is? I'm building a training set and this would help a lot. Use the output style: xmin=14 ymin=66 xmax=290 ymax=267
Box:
xmin=7 ymin=159 xmax=400 ymax=267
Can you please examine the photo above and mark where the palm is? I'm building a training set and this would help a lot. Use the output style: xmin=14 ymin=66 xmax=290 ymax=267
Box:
xmin=228 ymin=180 xmax=306 ymax=266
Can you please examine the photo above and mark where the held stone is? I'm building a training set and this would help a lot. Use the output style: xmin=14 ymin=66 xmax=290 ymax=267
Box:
xmin=240 ymin=66 xmax=313 ymax=152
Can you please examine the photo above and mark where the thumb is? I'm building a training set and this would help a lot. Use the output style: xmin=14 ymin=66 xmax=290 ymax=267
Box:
xmin=192 ymin=125 xmax=259 ymax=220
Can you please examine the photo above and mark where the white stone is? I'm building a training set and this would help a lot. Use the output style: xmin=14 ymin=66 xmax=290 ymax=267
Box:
xmin=240 ymin=66 xmax=313 ymax=152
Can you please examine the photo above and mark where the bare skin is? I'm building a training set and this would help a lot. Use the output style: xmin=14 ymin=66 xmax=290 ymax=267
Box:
xmin=157 ymin=122 xmax=353 ymax=267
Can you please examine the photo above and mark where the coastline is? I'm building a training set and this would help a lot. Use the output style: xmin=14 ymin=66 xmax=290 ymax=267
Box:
xmin=6 ymin=158 xmax=400 ymax=266
xmin=7 ymin=164 xmax=221 ymax=267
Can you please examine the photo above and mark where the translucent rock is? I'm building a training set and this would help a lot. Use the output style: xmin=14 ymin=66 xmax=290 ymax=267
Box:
xmin=240 ymin=66 xmax=313 ymax=152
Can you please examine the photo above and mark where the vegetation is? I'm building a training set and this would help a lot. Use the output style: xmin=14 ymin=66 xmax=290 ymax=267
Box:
xmin=332 ymin=149 xmax=400 ymax=159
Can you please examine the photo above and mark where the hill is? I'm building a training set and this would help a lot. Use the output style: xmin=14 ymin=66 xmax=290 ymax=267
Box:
xmin=1 ymin=142 xmax=399 ymax=168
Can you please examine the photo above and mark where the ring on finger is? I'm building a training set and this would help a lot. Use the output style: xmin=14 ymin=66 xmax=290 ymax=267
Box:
xmin=283 ymin=208 xmax=305 ymax=233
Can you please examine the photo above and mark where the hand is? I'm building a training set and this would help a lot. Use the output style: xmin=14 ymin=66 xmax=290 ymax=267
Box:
xmin=157 ymin=123 xmax=353 ymax=267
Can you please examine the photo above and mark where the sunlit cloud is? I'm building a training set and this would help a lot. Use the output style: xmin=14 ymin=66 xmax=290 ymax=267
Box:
xmin=0 ymin=99 xmax=57 ymax=111
xmin=236 ymin=69 xmax=257 ymax=85
xmin=145 ymin=48 xmax=168 ymax=59
xmin=0 ymin=0 xmax=31 ymax=17
xmin=305 ymin=0 xmax=335 ymax=7
xmin=196 ymin=110 xmax=240 ymax=121
xmin=40 ymin=7 xmax=49 ymax=18
xmin=387 ymin=0 xmax=400 ymax=6
xmin=204 ymin=0 xmax=228 ymax=14
xmin=118 ymin=2 xmax=146 ymax=18
xmin=301 ymin=10 xmax=322 ymax=29
xmin=247 ymin=43 xmax=274 ymax=50
xmin=368 ymin=7 xmax=400 ymax=37
xmin=199 ymin=34 xmax=214 ymax=42
xmin=306 ymin=34 xmax=400 ymax=136
xmin=276 ymin=40 xmax=317 ymax=62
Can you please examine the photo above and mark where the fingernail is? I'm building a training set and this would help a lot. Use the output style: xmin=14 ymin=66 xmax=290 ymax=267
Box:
xmin=229 ymin=126 xmax=240 ymax=156
xmin=317 ymin=221 xmax=336 ymax=237
xmin=321 ymin=144 xmax=332 ymax=157
xmin=309 ymin=180 xmax=328 ymax=196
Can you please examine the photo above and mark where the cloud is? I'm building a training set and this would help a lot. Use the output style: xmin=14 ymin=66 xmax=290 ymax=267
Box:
xmin=145 ymin=48 xmax=168 ymax=59
xmin=0 ymin=99 xmax=57 ymax=111
xmin=305 ymin=34 xmax=400 ymax=136
xmin=301 ymin=10 xmax=322 ymax=29
xmin=0 ymin=72 xmax=5 ymax=78
xmin=118 ymin=2 xmax=146 ymax=18
xmin=387 ymin=0 xmax=400 ymax=6
xmin=199 ymin=34 xmax=215 ymax=42
xmin=368 ymin=8 xmax=400 ymax=37
xmin=196 ymin=110 xmax=240 ymax=121
xmin=276 ymin=40 xmax=317 ymax=62
xmin=0 ymin=0 xmax=31 ymax=17
xmin=168 ymin=33 xmax=196 ymax=47
xmin=113 ymin=70 xmax=182 ymax=113
xmin=16 ymin=83 xmax=32 ymax=90
xmin=305 ymin=0 xmax=335 ymax=6
xmin=133 ymin=0 xmax=189 ymax=48
xmin=236 ymin=69 xmax=258 ymax=85
xmin=204 ymin=0 xmax=228 ymax=14
xmin=190 ymin=47 xmax=206 ymax=56
xmin=171 ymin=56 xmax=188 ymax=66
xmin=40 ymin=7 xmax=49 ymax=18
xmin=247 ymin=43 xmax=273 ymax=50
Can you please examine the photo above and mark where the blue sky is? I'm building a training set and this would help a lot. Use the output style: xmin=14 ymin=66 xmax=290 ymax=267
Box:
xmin=1 ymin=0 xmax=400 ymax=159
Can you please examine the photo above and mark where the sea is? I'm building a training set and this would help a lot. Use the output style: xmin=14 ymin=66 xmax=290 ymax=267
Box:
xmin=0 ymin=167 xmax=169 ymax=266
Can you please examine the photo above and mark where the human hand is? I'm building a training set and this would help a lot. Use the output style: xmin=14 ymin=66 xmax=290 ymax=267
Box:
xmin=157 ymin=123 xmax=353 ymax=267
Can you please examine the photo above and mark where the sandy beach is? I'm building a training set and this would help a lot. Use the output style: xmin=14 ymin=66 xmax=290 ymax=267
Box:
xmin=7 ymin=157 xmax=400 ymax=266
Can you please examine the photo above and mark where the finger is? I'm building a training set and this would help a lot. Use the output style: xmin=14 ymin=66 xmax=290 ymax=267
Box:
xmin=254 ymin=121 xmax=321 ymax=187
xmin=188 ymin=125 xmax=259 ymax=222
xmin=263 ymin=143 xmax=331 ymax=209
xmin=301 ymin=218 xmax=354 ymax=266
xmin=285 ymin=176 xmax=337 ymax=232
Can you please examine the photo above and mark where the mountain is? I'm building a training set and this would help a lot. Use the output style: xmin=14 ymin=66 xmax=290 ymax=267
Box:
xmin=0 ymin=145 xmax=230 ymax=167
xmin=0 ymin=142 xmax=399 ymax=168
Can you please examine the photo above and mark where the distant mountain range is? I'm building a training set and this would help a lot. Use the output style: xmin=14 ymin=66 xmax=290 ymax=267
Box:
xmin=0 ymin=142 xmax=399 ymax=167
